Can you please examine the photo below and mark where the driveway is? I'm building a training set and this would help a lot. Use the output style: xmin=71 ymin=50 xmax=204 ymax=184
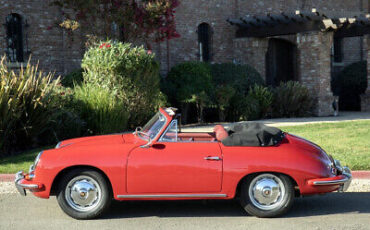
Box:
xmin=1 ymin=192 xmax=369 ymax=230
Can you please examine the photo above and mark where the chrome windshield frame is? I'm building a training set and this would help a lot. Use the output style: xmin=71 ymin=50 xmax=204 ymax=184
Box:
xmin=137 ymin=112 xmax=168 ymax=143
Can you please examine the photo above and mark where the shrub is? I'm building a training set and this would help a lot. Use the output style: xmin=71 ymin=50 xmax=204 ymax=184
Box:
xmin=331 ymin=61 xmax=367 ymax=110
xmin=210 ymin=63 xmax=264 ymax=121
xmin=61 ymin=68 xmax=84 ymax=88
xmin=272 ymin=81 xmax=313 ymax=117
xmin=41 ymin=86 xmax=85 ymax=144
xmin=242 ymin=85 xmax=273 ymax=120
xmin=0 ymin=56 xmax=60 ymax=155
xmin=82 ymin=41 xmax=164 ymax=127
xmin=73 ymin=84 xmax=128 ymax=134
xmin=162 ymin=62 xmax=212 ymax=123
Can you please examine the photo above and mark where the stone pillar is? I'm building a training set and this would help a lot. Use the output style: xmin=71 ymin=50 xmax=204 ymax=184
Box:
xmin=361 ymin=35 xmax=370 ymax=111
xmin=233 ymin=38 xmax=269 ymax=80
xmin=297 ymin=31 xmax=334 ymax=116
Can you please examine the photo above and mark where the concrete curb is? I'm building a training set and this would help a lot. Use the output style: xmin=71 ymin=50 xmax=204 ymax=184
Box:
xmin=1 ymin=171 xmax=370 ymax=182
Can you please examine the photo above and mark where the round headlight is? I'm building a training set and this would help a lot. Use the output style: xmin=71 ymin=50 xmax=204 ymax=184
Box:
xmin=34 ymin=151 xmax=43 ymax=168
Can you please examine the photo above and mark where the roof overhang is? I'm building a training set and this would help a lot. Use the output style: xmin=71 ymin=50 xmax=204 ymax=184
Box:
xmin=227 ymin=8 xmax=370 ymax=38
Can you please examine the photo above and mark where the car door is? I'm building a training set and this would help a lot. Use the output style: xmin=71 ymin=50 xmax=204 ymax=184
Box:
xmin=126 ymin=121 xmax=223 ymax=194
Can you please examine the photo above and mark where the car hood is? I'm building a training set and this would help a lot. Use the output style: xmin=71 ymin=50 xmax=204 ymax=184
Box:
xmin=56 ymin=134 xmax=125 ymax=149
xmin=56 ymin=132 xmax=145 ymax=149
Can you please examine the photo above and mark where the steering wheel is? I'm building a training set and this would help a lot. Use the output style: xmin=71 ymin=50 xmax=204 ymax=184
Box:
xmin=134 ymin=127 xmax=143 ymax=136
xmin=137 ymin=131 xmax=151 ymax=140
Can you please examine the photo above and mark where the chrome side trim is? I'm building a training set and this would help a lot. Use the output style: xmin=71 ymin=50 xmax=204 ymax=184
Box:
xmin=117 ymin=194 xmax=227 ymax=198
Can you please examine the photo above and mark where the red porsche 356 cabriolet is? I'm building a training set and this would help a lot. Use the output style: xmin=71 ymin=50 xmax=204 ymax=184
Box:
xmin=15 ymin=107 xmax=351 ymax=219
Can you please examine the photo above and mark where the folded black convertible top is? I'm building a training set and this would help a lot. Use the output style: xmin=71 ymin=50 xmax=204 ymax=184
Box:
xmin=222 ymin=122 xmax=285 ymax=147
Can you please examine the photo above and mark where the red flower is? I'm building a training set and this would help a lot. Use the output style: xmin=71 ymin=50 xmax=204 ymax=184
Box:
xmin=147 ymin=50 xmax=152 ymax=55
xmin=99 ymin=43 xmax=111 ymax=49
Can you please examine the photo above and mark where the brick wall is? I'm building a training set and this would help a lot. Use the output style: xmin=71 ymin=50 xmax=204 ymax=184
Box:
xmin=0 ymin=0 xmax=83 ymax=76
xmin=0 ymin=0 xmax=368 ymax=114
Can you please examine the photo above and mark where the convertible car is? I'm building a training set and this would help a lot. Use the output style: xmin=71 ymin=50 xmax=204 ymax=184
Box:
xmin=15 ymin=107 xmax=352 ymax=219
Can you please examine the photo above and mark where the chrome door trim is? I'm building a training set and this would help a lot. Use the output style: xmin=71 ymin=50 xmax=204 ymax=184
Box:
xmin=117 ymin=194 xmax=227 ymax=198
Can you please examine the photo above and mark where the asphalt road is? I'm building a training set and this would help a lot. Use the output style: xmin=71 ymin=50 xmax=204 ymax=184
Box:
xmin=0 ymin=192 xmax=369 ymax=230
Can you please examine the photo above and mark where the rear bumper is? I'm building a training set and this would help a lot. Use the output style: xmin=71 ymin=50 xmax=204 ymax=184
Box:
xmin=15 ymin=171 xmax=44 ymax=196
xmin=307 ymin=166 xmax=352 ymax=192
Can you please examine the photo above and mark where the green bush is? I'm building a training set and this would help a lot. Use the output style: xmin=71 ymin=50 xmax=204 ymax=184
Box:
xmin=162 ymin=62 xmax=212 ymax=123
xmin=210 ymin=63 xmax=264 ymax=121
xmin=41 ymin=86 xmax=85 ymax=143
xmin=61 ymin=68 xmax=84 ymax=88
xmin=73 ymin=84 xmax=128 ymax=134
xmin=0 ymin=56 xmax=60 ymax=155
xmin=242 ymin=85 xmax=273 ymax=120
xmin=331 ymin=61 xmax=367 ymax=110
xmin=272 ymin=81 xmax=313 ymax=117
xmin=82 ymin=41 xmax=164 ymax=127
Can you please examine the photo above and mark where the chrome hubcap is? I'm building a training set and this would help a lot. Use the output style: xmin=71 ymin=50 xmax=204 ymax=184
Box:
xmin=65 ymin=176 xmax=101 ymax=212
xmin=248 ymin=174 xmax=286 ymax=210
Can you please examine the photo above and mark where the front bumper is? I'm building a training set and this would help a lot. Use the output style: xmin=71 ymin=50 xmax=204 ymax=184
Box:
xmin=307 ymin=166 xmax=352 ymax=192
xmin=15 ymin=171 xmax=43 ymax=196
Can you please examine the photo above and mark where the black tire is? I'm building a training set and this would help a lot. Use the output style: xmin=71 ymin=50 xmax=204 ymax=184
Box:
xmin=240 ymin=173 xmax=294 ymax=218
xmin=57 ymin=169 xmax=112 ymax=219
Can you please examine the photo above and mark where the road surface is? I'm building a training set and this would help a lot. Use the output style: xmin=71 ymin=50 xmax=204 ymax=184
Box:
xmin=0 ymin=192 xmax=369 ymax=230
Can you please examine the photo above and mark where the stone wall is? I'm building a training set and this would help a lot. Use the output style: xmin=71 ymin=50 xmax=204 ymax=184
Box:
xmin=297 ymin=31 xmax=334 ymax=116
xmin=0 ymin=0 xmax=84 ymax=76
xmin=233 ymin=38 xmax=269 ymax=79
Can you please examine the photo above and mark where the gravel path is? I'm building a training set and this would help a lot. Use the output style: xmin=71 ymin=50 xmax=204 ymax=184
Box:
xmin=2 ymin=179 xmax=370 ymax=195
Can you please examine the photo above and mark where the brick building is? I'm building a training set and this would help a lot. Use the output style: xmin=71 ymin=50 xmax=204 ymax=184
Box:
xmin=1 ymin=0 xmax=370 ymax=115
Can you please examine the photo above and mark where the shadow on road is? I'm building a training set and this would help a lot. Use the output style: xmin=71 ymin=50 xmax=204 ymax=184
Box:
xmin=103 ymin=192 xmax=370 ymax=219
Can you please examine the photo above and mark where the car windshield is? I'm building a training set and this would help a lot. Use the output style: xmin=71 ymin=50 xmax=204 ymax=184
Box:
xmin=138 ymin=112 xmax=167 ymax=141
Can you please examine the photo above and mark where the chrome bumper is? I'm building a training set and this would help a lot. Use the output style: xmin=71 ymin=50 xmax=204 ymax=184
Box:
xmin=14 ymin=171 xmax=38 ymax=196
xmin=312 ymin=166 xmax=352 ymax=192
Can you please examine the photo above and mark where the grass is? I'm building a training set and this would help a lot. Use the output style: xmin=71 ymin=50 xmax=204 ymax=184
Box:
xmin=0 ymin=146 xmax=53 ymax=174
xmin=0 ymin=120 xmax=369 ymax=174
xmin=280 ymin=120 xmax=370 ymax=170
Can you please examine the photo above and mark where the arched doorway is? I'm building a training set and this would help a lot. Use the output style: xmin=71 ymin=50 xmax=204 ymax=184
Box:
xmin=265 ymin=38 xmax=298 ymax=86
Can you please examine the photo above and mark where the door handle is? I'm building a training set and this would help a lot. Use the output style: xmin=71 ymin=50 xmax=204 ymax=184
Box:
xmin=204 ymin=156 xmax=222 ymax=161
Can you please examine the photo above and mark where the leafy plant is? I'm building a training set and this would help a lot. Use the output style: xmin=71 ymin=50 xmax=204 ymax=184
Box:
xmin=210 ymin=63 xmax=264 ymax=121
xmin=82 ymin=41 xmax=164 ymax=127
xmin=61 ymin=68 xmax=84 ymax=88
xmin=73 ymin=84 xmax=128 ymax=135
xmin=0 ymin=56 xmax=60 ymax=155
xmin=162 ymin=62 xmax=212 ymax=123
xmin=242 ymin=85 xmax=273 ymax=120
xmin=272 ymin=81 xmax=313 ymax=117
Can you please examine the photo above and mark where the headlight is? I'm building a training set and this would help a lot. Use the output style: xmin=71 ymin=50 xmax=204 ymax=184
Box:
xmin=55 ymin=142 xmax=61 ymax=149
xmin=29 ymin=151 xmax=43 ymax=172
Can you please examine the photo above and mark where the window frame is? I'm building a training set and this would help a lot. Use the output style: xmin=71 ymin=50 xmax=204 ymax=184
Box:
xmin=5 ymin=13 xmax=24 ymax=63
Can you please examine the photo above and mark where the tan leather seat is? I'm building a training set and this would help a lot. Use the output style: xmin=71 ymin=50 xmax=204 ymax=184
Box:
xmin=214 ymin=125 xmax=228 ymax=141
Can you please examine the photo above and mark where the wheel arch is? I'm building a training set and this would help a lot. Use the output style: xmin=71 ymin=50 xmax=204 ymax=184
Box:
xmin=50 ymin=165 xmax=113 ymax=196
xmin=234 ymin=171 xmax=300 ymax=198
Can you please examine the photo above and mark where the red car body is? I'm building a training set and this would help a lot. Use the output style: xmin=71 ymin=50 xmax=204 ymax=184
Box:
xmin=15 ymin=107 xmax=352 ymax=218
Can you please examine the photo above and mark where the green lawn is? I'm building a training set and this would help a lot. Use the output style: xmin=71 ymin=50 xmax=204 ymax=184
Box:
xmin=280 ymin=120 xmax=370 ymax=170
xmin=0 ymin=146 xmax=53 ymax=174
xmin=0 ymin=120 xmax=369 ymax=174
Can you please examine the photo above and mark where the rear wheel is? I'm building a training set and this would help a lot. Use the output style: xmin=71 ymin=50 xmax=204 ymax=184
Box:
xmin=57 ymin=169 xmax=111 ymax=219
xmin=240 ymin=173 xmax=294 ymax=218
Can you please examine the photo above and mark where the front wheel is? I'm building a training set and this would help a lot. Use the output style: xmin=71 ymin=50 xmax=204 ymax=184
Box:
xmin=57 ymin=169 xmax=112 ymax=219
xmin=240 ymin=173 xmax=294 ymax=218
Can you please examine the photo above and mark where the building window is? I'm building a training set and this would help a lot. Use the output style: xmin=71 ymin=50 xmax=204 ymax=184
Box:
xmin=5 ymin=13 xmax=24 ymax=62
xmin=198 ymin=23 xmax=212 ymax=62
xmin=333 ymin=37 xmax=343 ymax=63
